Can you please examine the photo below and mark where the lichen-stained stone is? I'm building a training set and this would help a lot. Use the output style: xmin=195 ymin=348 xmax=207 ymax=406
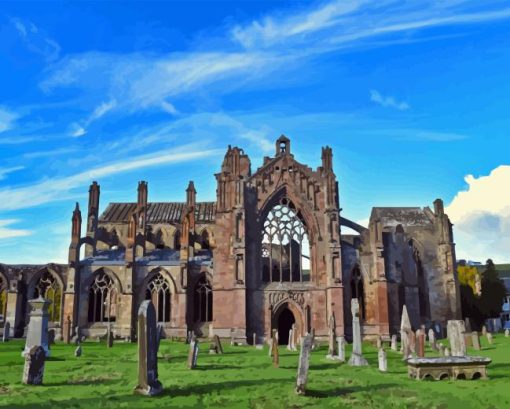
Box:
xmin=22 ymin=346 xmax=45 ymax=385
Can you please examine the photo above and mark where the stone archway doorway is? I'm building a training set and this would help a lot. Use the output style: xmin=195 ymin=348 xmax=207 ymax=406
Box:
xmin=277 ymin=307 xmax=295 ymax=345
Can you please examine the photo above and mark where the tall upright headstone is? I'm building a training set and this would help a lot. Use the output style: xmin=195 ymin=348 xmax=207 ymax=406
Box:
xmin=447 ymin=320 xmax=467 ymax=357
xmin=378 ymin=348 xmax=387 ymax=372
xmin=2 ymin=321 xmax=10 ymax=342
xmin=271 ymin=330 xmax=279 ymax=368
xmin=107 ymin=324 xmax=114 ymax=348
xmin=471 ymin=331 xmax=481 ymax=351
xmin=482 ymin=325 xmax=487 ymax=336
xmin=486 ymin=332 xmax=493 ymax=345
xmin=295 ymin=334 xmax=313 ymax=395
xmin=337 ymin=336 xmax=346 ymax=362
xmin=63 ymin=316 xmax=71 ymax=344
xmin=134 ymin=300 xmax=163 ymax=396
xmin=290 ymin=323 xmax=298 ymax=351
xmin=22 ymin=345 xmax=45 ymax=385
xmin=348 ymin=299 xmax=368 ymax=366
xmin=416 ymin=329 xmax=425 ymax=358
xmin=230 ymin=328 xmax=235 ymax=346
xmin=390 ymin=334 xmax=397 ymax=351
xmin=505 ymin=329 xmax=509 ymax=338
xmin=287 ymin=328 xmax=294 ymax=351
xmin=400 ymin=305 xmax=412 ymax=360
xmin=327 ymin=313 xmax=336 ymax=357
xmin=23 ymin=298 xmax=51 ymax=357
xmin=427 ymin=328 xmax=436 ymax=349
xmin=187 ymin=336 xmax=199 ymax=369
xmin=253 ymin=332 xmax=257 ymax=346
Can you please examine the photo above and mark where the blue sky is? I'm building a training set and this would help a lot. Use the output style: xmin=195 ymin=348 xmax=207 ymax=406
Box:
xmin=1 ymin=0 xmax=509 ymax=264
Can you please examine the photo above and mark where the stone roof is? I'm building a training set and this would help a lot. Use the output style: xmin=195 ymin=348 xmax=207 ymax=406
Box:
xmin=99 ymin=202 xmax=216 ymax=224
xmin=371 ymin=207 xmax=433 ymax=227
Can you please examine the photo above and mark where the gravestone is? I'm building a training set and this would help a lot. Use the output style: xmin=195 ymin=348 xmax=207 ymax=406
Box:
xmin=447 ymin=320 xmax=467 ymax=357
xmin=444 ymin=347 xmax=450 ymax=357
xmin=327 ymin=313 xmax=336 ymax=357
xmin=22 ymin=298 xmax=51 ymax=357
xmin=482 ymin=325 xmax=487 ymax=336
xmin=295 ymin=334 xmax=313 ymax=395
xmin=465 ymin=317 xmax=472 ymax=333
xmin=428 ymin=328 xmax=436 ymax=349
xmin=22 ymin=345 xmax=45 ymax=385
xmin=486 ymin=332 xmax=493 ymax=345
xmin=74 ymin=345 xmax=82 ymax=357
xmin=253 ymin=332 xmax=256 ymax=346
xmin=107 ymin=325 xmax=114 ymax=348
xmin=348 ymin=299 xmax=368 ymax=366
xmin=208 ymin=323 xmax=214 ymax=338
xmin=214 ymin=335 xmax=223 ymax=354
xmin=438 ymin=343 xmax=445 ymax=356
xmin=400 ymin=305 xmax=412 ymax=359
xmin=409 ymin=330 xmax=416 ymax=354
xmin=2 ymin=321 xmax=10 ymax=342
xmin=505 ymin=329 xmax=509 ymax=338
xmin=376 ymin=336 xmax=382 ymax=351
xmin=63 ymin=316 xmax=71 ymax=344
xmin=390 ymin=334 xmax=397 ymax=351
xmin=337 ymin=336 xmax=346 ymax=362
xmin=287 ymin=328 xmax=294 ymax=351
xmin=71 ymin=326 xmax=81 ymax=345
xmin=268 ymin=336 xmax=273 ymax=357
xmin=230 ymin=328 xmax=235 ymax=346
xmin=271 ymin=330 xmax=279 ymax=368
xmin=378 ymin=348 xmax=387 ymax=372
xmin=417 ymin=329 xmax=425 ymax=358
xmin=472 ymin=331 xmax=481 ymax=350
xmin=187 ymin=337 xmax=199 ymax=369
xmin=290 ymin=324 xmax=298 ymax=351
xmin=134 ymin=300 xmax=163 ymax=396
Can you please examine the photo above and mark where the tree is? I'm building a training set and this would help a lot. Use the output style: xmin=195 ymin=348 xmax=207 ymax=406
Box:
xmin=479 ymin=259 xmax=507 ymax=318
xmin=460 ymin=283 xmax=484 ymax=328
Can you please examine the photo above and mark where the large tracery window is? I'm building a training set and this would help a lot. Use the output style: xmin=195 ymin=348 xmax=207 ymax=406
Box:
xmin=145 ymin=273 xmax=171 ymax=322
xmin=0 ymin=275 xmax=7 ymax=324
xmin=261 ymin=198 xmax=311 ymax=283
xmin=33 ymin=271 xmax=62 ymax=323
xmin=88 ymin=271 xmax=117 ymax=323
xmin=194 ymin=276 xmax=213 ymax=322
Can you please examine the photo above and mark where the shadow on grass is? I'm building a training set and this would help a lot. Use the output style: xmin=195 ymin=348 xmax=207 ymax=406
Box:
xmin=194 ymin=364 xmax=242 ymax=370
xmin=306 ymin=382 xmax=399 ymax=398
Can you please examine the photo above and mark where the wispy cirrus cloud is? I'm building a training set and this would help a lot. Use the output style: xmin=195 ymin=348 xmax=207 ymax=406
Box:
xmin=69 ymin=99 xmax=117 ymax=137
xmin=0 ymin=219 xmax=32 ymax=239
xmin=11 ymin=17 xmax=61 ymax=62
xmin=370 ymin=90 xmax=409 ymax=111
xmin=0 ymin=107 xmax=19 ymax=133
xmin=0 ymin=145 xmax=222 ymax=211
xmin=0 ymin=166 xmax=24 ymax=181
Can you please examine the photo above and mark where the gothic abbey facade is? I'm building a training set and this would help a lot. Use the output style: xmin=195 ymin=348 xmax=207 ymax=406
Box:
xmin=0 ymin=136 xmax=461 ymax=343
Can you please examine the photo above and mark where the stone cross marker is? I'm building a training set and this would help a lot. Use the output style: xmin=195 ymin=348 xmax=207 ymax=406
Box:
xmin=23 ymin=298 xmax=51 ymax=357
xmin=271 ymin=330 xmax=279 ymax=368
xmin=74 ymin=345 xmax=82 ymax=357
xmin=63 ymin=316 xmax=71 ymax=344
xmin=416 ymin=329 xmax=425 ymax=358
xmin=378 ymin=348 xmax=387 ymax=372
xmin=337 ymin=336 xmax=346 ymax=361
xmin=187 ymin=336 xmax=199 ymax=369
xmin=22 ymin=345 xmax=45 ymax=385
xmin=2 ymin=321 xmax=10 ymax=342
xmin=134 ymin=300 xmax=163 ymax=396
xmin=390 ymin=334 xmax=397 ymax=351
xmin=447 ymin=320 xmax=467 ymax=357
xmin=348 ymin=298 xmax=368 ymax=366
xmin=471 ymin=331 xmax=481 ymax=351
xmin=295 ymin=333 xmax=313 ymax=395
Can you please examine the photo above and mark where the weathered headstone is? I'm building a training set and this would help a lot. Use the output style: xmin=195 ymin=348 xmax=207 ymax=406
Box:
xmin=74 ymin=345 xmax=82 ymax=357
xmin=253 ymin=332 xmax=256 ymax=346
xmin=295 ymin=334 xmax=313 ymax=395
xmin=287 ymin=328 xmax=294 ymax=351
xmin=409 ymin=330 xmax=416 ymax=354
xmin=214 ymin=335 xmax=223 ymax=354
xmin=447 ymin=320 xmax=467 ymax=357
xmin=134 ymin=300 xmax=163 ymax=396
xmin=327 ymin=313 xmax=336 ymax=357
xmin=271 ymin=330 xmax=279 ymax=368
xmin=107 ymin=325 xmax=114 ymax=348
xmin=337 ymin=336 xmax=346 ymax=362
xmin=378 ymin=348 xmax=387 ymax=372
xmin=444 ymin=347 xmax=450 ymax=357
xmin=187 ymin=336 xmax=199 ymax=369
xmin=505 ymin=329 xmax=509 ymax=338
xmin=486 ymin=332 xmax=493 ymax=345
xmin=230 ymin=328 xmax=235 ymax=346
xmin=472 ymin=331 xmax=481 ymax=350
xmin=438 ymin=342 xmax=445 ymax=356
xmin=208 ymin=322 xmax=214 ymax=338
xmin=390 ymin=334 xmax=397 ymax=351
xmin=47 ymin=329 xmax=55 ymax=346
xmin=22 ymin=345 xmax=45 ymax=385
xmin=188 ymin=336 xmax=199 ymax=369
xmin=427 ymin=328 xmax=436 ymax=349
xmin=63 ymin=316 xmax=71 ymax=344
xmin=268 ymin=336 xmax=273 ymax=357
xmin=71 ymin=326 xmax=81 ymax=345
xmin=22 ymin=298 xmax=51 ymax=357
xmin=417 ymin=329 xmax=425 ymax=358
xmin=290 ymin=323 xmax=298 ymax=351
xmin=482 ymin=325 xmax=487 ymax=336
xmin=400 ymin=305 xmax=412 ymax=360
xmin=2 ymin=321 xmax=10 ymax=342
xmin=348 ymin=298 xmax=368 ymax=366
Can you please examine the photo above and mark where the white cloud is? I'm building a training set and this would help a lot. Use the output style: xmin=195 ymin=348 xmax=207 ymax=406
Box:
xmin=11 ymin=18 xmax=60 ymax=62
xmin=0 ymin=166 xmax=24 ymax=181
xmin=446 ymin=165 xmax=510 ymax=263
xmin=69 ymin=99 xmax=117 ymax=136
xmin=0 ymin=219 xmax=32 ymax=239
xmin=0 ymin=145 xmax=222 ymax=211
xmin=69 ymin=123 xmax=86 ymax=137
xmin=0 ymin=107 xmax=19 ymax=133
xmin=370 ymin=90 xmax=409 ymax=111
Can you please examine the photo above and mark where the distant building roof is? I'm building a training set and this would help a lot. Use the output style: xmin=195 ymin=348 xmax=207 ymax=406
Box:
xmin=99 ymin=202 xmax=216 ymax=224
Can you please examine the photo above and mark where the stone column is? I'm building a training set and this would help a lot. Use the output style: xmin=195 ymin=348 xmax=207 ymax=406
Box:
xmin=134 ymin=300 xmax=163 ymax=396
xmin=23 ymin=298 xmax=51 ymax=357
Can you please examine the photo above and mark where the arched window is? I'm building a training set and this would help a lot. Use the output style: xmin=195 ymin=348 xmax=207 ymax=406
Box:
xmin=88 ymin=271 xmax=117 ymax=323
xmin=351 ymin=266 xmax=365 ymax=321
xmin=261 ymin=197 xmax=310 ymax=282
xmin=194 ymin=276 xmax=212 ymax=322
xmin=145 ymin=273 xmax=171 ymax=322
xmin=0 ymin=274 xmax=7 ymax=324
xmin=33 ymin=270 xmax=62 ymax=323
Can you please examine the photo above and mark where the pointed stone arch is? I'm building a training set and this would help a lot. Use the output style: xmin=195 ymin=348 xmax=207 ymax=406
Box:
xmin=141 ymin=268 xmax=175 ymax=323
xmin=86 ymin=267 xmax=121 ymax=323
xmin=27 ymin=266 xmax=64 ymax=324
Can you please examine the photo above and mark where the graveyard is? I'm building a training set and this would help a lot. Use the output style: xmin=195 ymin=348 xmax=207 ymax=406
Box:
xmin=1 ymin=335 xmax=509 ymax=409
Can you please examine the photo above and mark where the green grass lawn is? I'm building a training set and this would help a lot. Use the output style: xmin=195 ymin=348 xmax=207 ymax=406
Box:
xmin=0 ymin=335 xmax=509 ymax=409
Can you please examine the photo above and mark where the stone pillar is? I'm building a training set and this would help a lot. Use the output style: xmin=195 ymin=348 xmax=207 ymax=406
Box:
xmin=134 ymin=300 xmax=163 ymax=396
xmin=23 ymin=298 xmax=51 ymax=357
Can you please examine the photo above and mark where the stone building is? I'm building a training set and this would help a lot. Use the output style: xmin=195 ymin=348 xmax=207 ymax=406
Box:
xmin=0 ymin=136 xmax=461 ymax=342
